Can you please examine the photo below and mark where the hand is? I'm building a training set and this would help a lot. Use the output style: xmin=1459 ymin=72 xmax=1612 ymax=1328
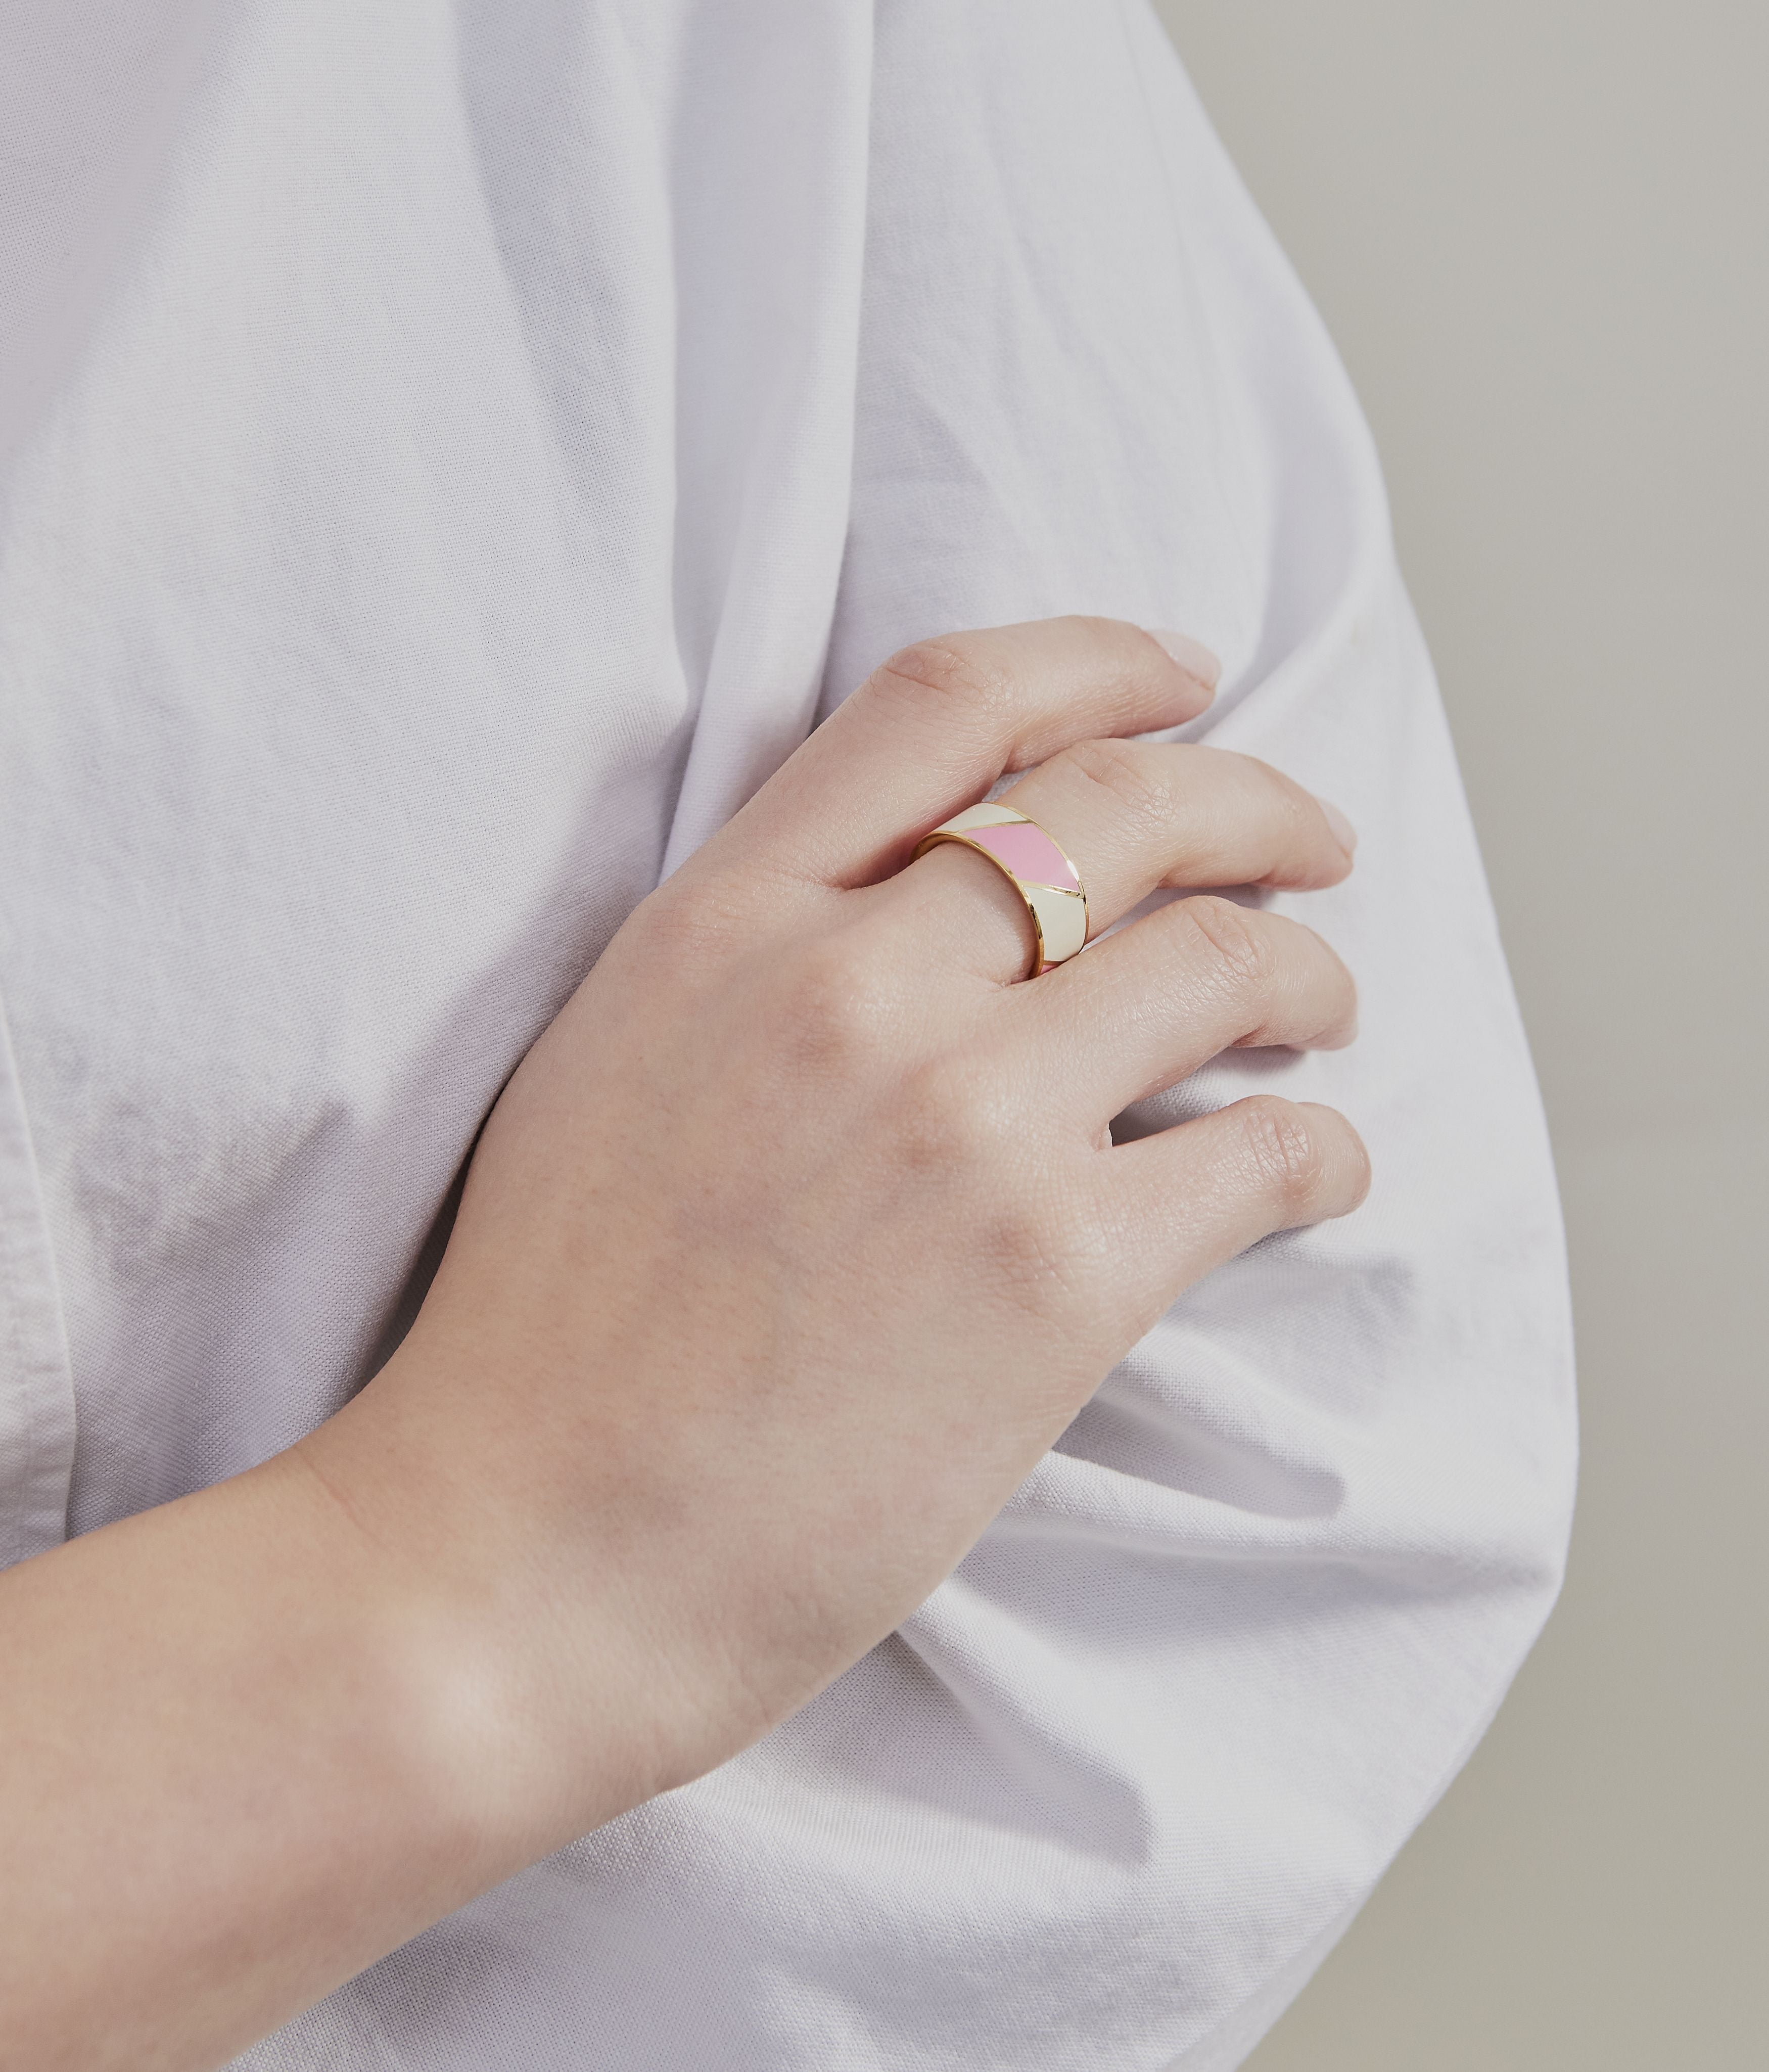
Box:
xmin=0 ymin=616 xmax=1367 ymax=2070
xmin=314 ymin=614 xmax=1368 ymax=1829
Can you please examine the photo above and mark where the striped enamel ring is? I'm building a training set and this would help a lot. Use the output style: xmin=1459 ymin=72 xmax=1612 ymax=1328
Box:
xmin=913 ymin=803 xmax=1089 ymax=979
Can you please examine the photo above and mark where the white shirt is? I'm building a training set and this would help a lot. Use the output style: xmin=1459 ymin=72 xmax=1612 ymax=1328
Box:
xmin=0 ymin=3 xmax=1575 ymax=2065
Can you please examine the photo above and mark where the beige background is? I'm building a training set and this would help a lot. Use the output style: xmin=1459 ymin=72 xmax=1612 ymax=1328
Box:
xmin=1151 ymin=4 xmax=1768 ymax=2066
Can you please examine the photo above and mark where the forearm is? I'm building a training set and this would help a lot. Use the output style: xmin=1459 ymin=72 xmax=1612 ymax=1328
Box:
xmin=0 ymin=1424 xmax=620 ymax=2072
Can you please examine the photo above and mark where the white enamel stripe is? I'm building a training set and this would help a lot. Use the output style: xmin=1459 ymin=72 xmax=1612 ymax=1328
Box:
xmin=935 ymin=801 xmax=1025 ymax=834
xmin=1021 ymin=881 xmax=1088 ymax=966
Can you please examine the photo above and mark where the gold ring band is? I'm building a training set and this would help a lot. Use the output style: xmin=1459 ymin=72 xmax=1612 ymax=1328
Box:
xmin=912 ymin=803 xmax=1089 ymax=979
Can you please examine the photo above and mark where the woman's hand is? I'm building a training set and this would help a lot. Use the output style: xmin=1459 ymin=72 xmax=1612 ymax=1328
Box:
xmin=312 ymin=614 xmax=1367 ymax=1827
xmin=0 ymin=616 xmax=1365 ymax=2071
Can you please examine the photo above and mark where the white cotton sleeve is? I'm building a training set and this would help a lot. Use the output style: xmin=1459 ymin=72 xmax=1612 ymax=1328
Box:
xmin=801 ymin=3 xmax=1576 ymax=2061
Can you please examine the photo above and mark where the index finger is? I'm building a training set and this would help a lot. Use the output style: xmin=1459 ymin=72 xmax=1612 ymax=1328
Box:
xmin=701 ymin=617 xmax=1218 ymax=890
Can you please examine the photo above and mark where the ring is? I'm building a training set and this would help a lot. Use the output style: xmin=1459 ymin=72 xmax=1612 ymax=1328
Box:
xmin=913 ymin=803 xmax=1090 ymax=979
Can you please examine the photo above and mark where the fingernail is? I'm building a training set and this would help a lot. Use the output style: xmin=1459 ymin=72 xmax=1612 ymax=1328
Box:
xmin=1320 ymin=799 xmax=1358 ymax=855
xmin=1145 ymin=628 xmax=1221 ymax=692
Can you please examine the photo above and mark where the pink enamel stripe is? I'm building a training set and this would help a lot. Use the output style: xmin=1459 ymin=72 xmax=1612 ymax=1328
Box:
xmin=958 ymin=819 xmax=1079 ymax=891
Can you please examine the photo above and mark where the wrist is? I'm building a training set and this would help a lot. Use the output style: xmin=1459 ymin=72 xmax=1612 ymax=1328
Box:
xmin=287 ymin=1329 xmax=716 ymax=1864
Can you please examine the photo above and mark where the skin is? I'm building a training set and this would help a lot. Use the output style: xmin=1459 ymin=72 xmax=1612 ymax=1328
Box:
xmin=0 ymin=617 xmax=1368 ymax=2071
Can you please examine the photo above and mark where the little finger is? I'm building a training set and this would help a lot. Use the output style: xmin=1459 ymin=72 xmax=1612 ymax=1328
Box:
xmin=1016 ymin=896 xmax=1358 ymax=1123
xmin=1106 ymin=1096 xmax=1371 ymax=1325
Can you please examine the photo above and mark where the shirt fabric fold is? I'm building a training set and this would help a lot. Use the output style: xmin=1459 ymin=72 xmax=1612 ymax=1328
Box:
xmin=0 ymin=3 xmax=1574 ymax=2064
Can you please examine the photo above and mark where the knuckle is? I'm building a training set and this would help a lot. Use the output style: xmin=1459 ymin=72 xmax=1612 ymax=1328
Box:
xmin=1179 ymin=895 xmax=1277 ymax=995
xmin=773 ymin=936 xmax=895 ymax=1069
xmin=1056 ymin=736 xmax=1173 ymax=830
xmin=1234 ymin=1095 xmax=1331 ymax=1215
xmin=873 ymin=636 xmax=1014 ymax=728
xmin=895 ymin=1054 xmax=1009 ymax=1168
xmin=632 ymin=879 xmax=742 ymax=979
xmin=976 ymin=1205 xmax=1090 ymax=1326
xmin=971 ymin=1176 xmax=1109 ymax=1331
xmin=890 ymin=1061 xmax=1109 ymax=1330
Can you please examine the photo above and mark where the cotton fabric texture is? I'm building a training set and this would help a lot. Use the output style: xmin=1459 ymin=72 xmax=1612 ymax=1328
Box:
xmin=0 ymin=2 xmax=1576 ymax=2066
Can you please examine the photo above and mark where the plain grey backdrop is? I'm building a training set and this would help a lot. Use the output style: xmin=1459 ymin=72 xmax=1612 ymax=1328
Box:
xmin=1151 ymin=3 xmax=1767 ymax=2066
